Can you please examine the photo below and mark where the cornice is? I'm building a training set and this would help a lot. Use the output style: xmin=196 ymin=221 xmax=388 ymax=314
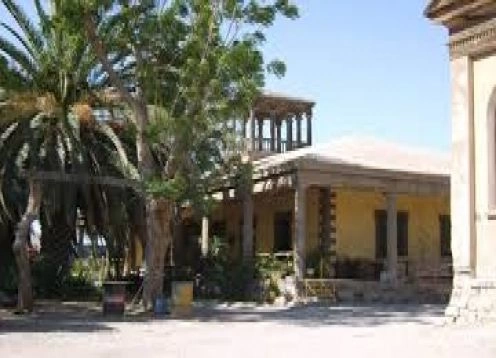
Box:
xmin=449 ymin=18 xmax=496 ymax=58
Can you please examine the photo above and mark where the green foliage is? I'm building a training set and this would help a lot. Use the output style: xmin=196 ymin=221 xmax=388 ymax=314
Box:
xmin=196 ymin=239 xmax=294 ymax=302
xmin=69 ymin=0 xmax=299 ymax=215
xmin=255 ymin=254 xmax=293 ymax=302
xmin=32 ymin=257 xmax=102 ymax=300
xmin=196 ymin=236 xmax=251 ymax=300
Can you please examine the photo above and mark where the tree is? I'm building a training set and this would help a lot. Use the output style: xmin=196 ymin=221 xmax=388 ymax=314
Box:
xmin=0 ymin=0 xmax=137 ymax=311
xmin=69 ymin=0 xmax=299 ymax=308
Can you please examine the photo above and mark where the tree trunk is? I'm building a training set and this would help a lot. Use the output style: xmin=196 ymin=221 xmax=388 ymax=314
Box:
xmin=142 ymin=198 xmax=172 ymax=309
xmin=82 ymin=17 xmax=167 ymax=309
xmin=12 ymin=180 xmax=42 ymax=313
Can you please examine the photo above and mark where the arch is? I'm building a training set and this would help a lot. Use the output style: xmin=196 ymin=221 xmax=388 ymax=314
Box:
xmin=486 ymin=86 xmax=496 ymax=211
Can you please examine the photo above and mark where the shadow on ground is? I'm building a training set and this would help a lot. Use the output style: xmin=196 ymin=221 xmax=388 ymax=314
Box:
xmin=189 ymin=302 xmax=446 ymax=327
xmin=0 ymin=301 xmax=155 ymax=334
xmin=0 ymin=300 xmax=446 ymax=334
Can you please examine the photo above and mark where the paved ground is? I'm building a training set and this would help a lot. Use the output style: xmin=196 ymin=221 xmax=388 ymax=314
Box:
xmin=1 ymin=302 xmax=496 ymax=358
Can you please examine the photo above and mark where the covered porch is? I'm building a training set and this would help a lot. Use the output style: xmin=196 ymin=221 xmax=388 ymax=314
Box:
xmin=203 ymin=137 xmax=451 ymax=301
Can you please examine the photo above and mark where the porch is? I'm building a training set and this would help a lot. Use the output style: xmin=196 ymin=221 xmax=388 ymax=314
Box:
xmin=201 ymin=137 xmax=451 ymax=302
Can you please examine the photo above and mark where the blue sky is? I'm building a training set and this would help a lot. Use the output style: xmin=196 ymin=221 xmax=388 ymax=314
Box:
xmin=2 ymin=0 xmax=450 ymax=151
xmin=263 ymin=0 xmax=450 ymax=151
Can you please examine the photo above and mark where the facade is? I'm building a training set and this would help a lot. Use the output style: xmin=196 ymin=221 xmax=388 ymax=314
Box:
xmin=426 ymin=0 xmax=496 ymax=322
xmin=193 ymin=92 xmax=451 ymax=301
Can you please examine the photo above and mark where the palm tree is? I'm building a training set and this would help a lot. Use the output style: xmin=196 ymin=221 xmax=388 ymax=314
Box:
xmin=0 ymin=0 xmax=137 ymax=311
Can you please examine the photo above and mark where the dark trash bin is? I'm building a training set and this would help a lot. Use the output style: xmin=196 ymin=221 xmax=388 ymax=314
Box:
xmin=102 ymin=281 xmax=128 ymax=315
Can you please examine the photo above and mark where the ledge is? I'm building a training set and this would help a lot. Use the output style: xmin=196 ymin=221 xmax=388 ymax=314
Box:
xmin=487 ymin=209 xmax=496 ymax=220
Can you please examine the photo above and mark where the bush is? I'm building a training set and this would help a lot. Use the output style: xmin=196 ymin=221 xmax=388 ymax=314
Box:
xmin=255 ymin=254 xmax=294 ymax=303
xmin=32 ymin=258 xmax=102 ymax=300
xmin=194 ymin=237 xmax=250 ymax=300
xmin=196 ymin=249 xmax=295 ymax=303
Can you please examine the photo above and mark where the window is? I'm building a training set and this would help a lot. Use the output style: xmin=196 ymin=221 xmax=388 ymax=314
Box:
xmin=273 ymin=211 xmax=292 ymax=252
xmin=375 ymin=210 xmax=409 ymax=259
xmin=440 ymin=215 xmax=451 ymax=257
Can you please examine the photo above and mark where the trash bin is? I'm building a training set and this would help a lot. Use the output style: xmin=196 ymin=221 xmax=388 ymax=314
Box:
xmin=102 ymin=281 xmax=128 ymax=315
xmin=154 ymin=297 xmax=169 ymax=316
xmin=171 ymin=281 xmax=193 ymax=316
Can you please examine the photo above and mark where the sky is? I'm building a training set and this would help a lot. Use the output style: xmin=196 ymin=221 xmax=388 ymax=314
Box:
xmin=1 ymin=0 xmax=451 ymax=151
xmin=262 ymin=0 xmax=451 ymax=151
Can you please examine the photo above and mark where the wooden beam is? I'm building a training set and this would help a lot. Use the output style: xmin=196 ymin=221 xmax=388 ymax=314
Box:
xmin=19 ymin=171 xmax=141 ymax=189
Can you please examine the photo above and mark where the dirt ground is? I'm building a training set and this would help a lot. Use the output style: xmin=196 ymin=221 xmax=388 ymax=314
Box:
xmin=1 ymin=301 xmax=496 ymax=358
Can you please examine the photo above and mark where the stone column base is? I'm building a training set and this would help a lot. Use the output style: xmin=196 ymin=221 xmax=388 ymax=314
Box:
xmin=446 ymin=276 xmax=496 ymax=324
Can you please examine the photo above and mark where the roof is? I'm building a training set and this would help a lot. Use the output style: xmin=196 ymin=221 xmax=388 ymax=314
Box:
xmin=253 ymin=90 xmax=315 ymax=118
xmin=259 ymin=90 xmax=315 ymax=105
xmin=425 ymin=0 xmax=495 ymax=23
xmin=425 ymin=0 xmax=457 ymax=18
xmin=254 ymin=135 xmax=450 ymax=177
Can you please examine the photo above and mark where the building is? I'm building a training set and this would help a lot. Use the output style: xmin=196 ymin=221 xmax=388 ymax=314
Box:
xmin=189 ymin=92 xmax=451 ymax=302
xmin=426 ymin=0 xmax=496 ymax=322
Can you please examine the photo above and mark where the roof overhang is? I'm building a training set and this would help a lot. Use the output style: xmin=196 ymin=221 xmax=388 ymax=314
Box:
xmin=425 ymin=0 xmax=496 ymax=31
xmin=252 ymin=152 xmax=450 ymax=197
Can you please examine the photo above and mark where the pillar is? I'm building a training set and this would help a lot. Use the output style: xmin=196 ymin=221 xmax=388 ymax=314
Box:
xmin=306 ymin=109 xmax=312 ymax=146
xmin=294 ymin=180 xmax=307 ymax=284
xmin=450 ymin=56 xmax=475 ymax=277
xmin=286 ymin=116 xmax=293 ymax=151
xmin=445 ymin=55 xmax=477 ymax=320
xmin=296 ymin=113 xmax=302 ymax=148
xmin=242 ymin=188 xmax=254 ymax=262
xmin=385 ymin=192 xmax=398 ymax=286
xmin=270 ymin=118 xmax=276 ymax=152
xmin=201 ymin=216 xmax=209 ymax=257
xmin=276 ymin=120 xmax=282 ymax=153
xmin=257 ymin=118 xmax=264 ymax=151
xmin=250 ymin=110 xmax=256 ymax=151
xmin=241 ymin=119 xmax=247 ymax=139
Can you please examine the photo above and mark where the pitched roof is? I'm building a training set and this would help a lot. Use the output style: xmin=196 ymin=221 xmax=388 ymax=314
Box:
xmin=254 ymin=135 xmax=450 ymax=177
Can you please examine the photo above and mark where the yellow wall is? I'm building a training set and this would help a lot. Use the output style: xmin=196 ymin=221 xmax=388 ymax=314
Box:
xmin=336 ymin=190 xmax=450 ymax=262
xmin=214 ymin=188 xmax=450 ymax=264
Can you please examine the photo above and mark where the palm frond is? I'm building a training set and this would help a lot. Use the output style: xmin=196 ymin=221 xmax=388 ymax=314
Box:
xmin=1 ymin=0 xmax=44 ymax=54
xmin=0 ymin=22 xmax=37 ymax=61
xmin=34 ymin=0 xmax=50 ymax=37
xmin=0 ymin=36 xmax=37 ymax=79
xmin=95 ymin=121 xmax=139 ymax=179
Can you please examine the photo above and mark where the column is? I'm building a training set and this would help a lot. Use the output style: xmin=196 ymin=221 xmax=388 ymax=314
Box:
xmin=257 ymin=118 xmax=264 ymax=151
xmin=201 ymin=216 xmax=209 ymax=257
xmin=445 ymin=56 xmax=476 ymax=320
xmin=250 ymin=110 xmax=256 ymax=151
xmin=241 ymin=119 xmax=247 ymax=139
xmin=294 ymin=180 xmax=307 ymax=284
xmin=296 ymin=113 xmax=302 ymax=148
xmin=276 ymin=119 xmax=282 ymax=153
xmin=242 ymin=187 xmax=254 ymax=262
xmin=306 ymin=109 xmax=313 ymax=146
xmin=270 ymin=118 xmax=276 ymax=152
xmin=286 ymin=116 xmax=293 ymax=151
xmin=385 ymin=192 xmax=398 ymax=286
xmin=319 ymin=187 xmax=332 ymax=276
xmin=450 ymin=56 xmax=475 ymax=276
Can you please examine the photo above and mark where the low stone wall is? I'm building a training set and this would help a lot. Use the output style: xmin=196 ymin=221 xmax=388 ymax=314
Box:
xmin=446 ymin=278 xmax=496 ymax=324
xmin=303 ymin=279 xmax=451 ymax=304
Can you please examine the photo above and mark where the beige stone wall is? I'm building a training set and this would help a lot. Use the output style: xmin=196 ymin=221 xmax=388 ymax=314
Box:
xmin=473 ymin=55 xmax=496 ymax=278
